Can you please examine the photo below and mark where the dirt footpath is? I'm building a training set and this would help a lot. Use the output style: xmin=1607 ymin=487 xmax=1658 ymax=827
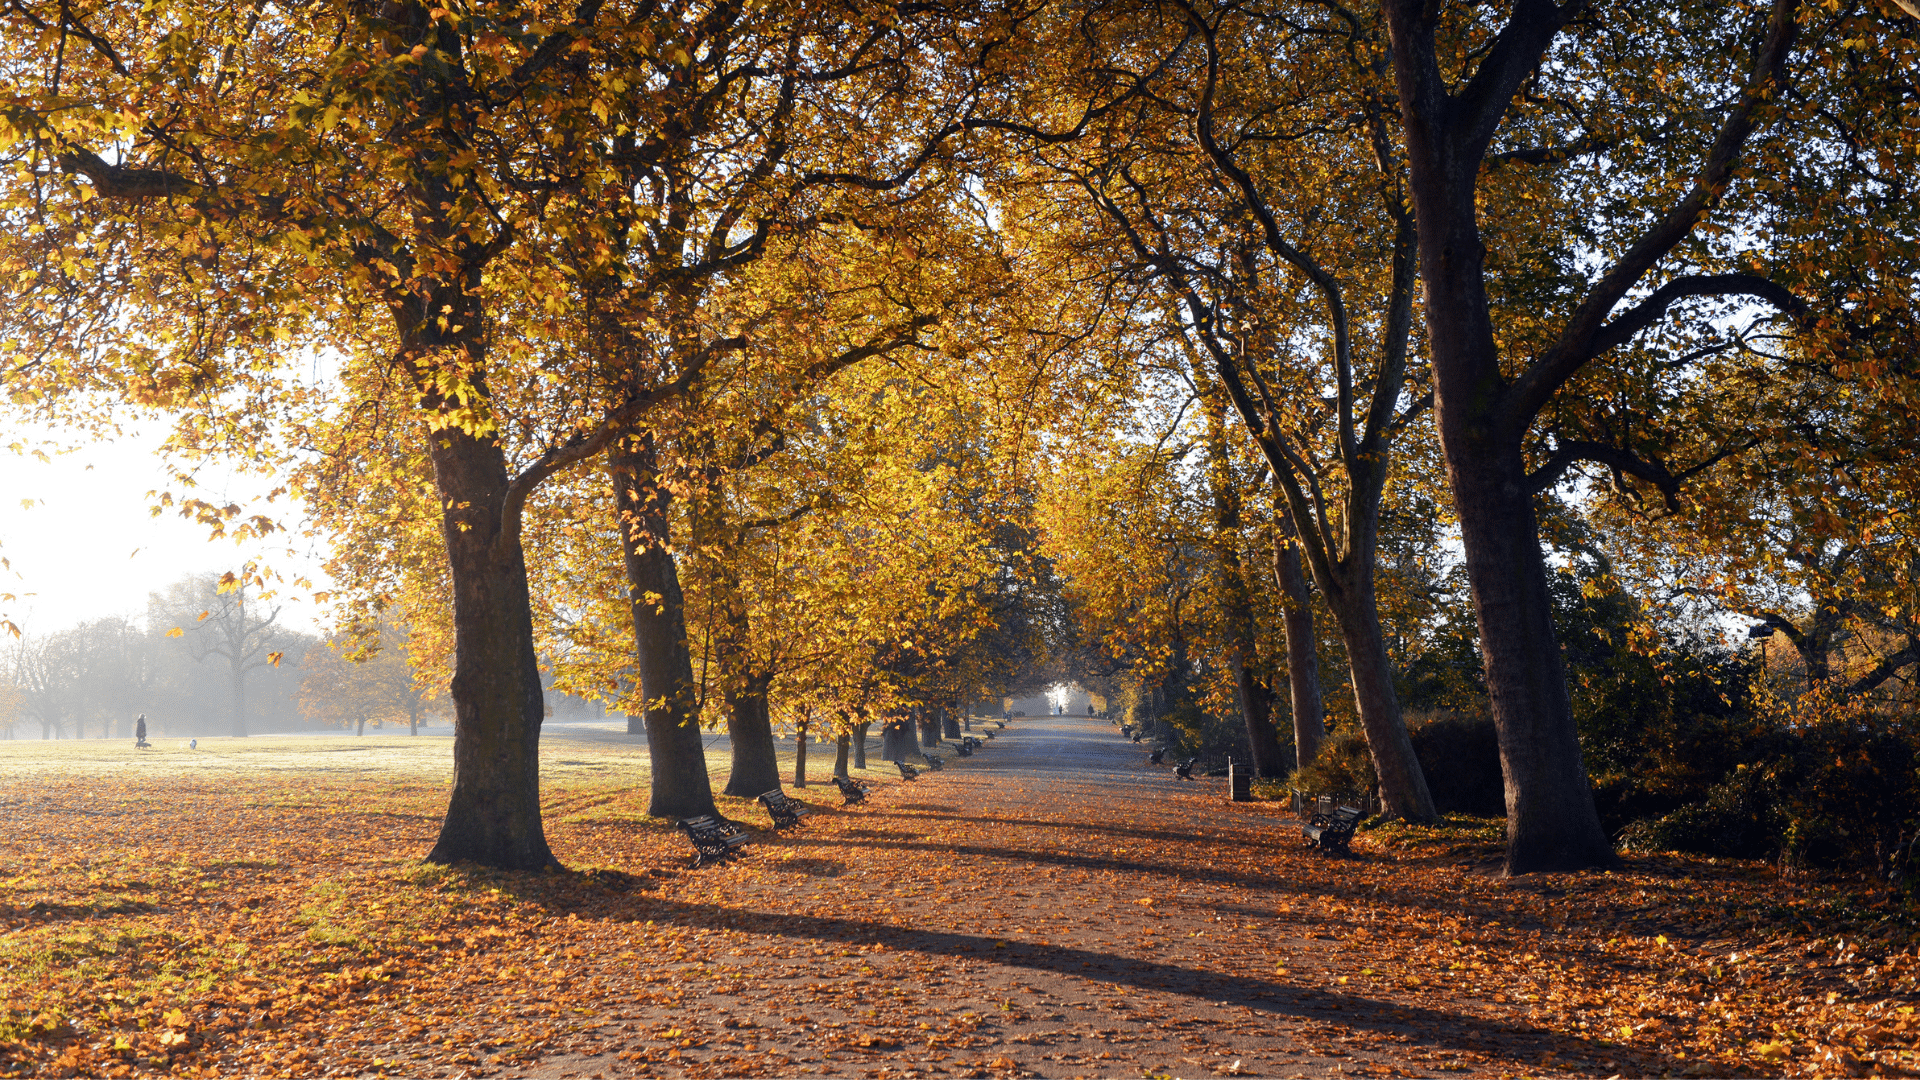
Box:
xmin=522 ymin=716 xmax=1682 ymax=1079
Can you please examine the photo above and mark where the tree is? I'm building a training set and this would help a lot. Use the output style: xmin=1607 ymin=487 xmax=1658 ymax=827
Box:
xmin=298 ymin=622 xmax=436 ymax=735
xmin=1014 ymin=1 xmax=1437 ymax=814
xmin=1375 ymin=0 xmax=1841 ymax=869
xmin=156 ymin=572 xmax=285 ymax=738
xmin=1 ymin=0 xmax=1029 ymax=866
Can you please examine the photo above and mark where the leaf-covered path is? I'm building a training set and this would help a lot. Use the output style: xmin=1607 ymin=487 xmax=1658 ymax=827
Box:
xmin=533 ymin=712 xmax=1673 ymax=1079
xmin=5 ymin=717 xmax=1917 ymax=1078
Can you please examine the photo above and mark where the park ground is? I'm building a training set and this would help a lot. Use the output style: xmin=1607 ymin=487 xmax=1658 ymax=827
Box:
xmin=2 ymin=716 xmax=1918 ymax=1079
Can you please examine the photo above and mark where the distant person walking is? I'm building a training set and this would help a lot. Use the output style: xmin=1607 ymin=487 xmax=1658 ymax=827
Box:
xmin=134 ymin=714 xmax=149 ymax=748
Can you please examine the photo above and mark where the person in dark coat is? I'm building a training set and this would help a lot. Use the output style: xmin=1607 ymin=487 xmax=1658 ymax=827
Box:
xmin=135 ymin=714 xmax=149 ymax=748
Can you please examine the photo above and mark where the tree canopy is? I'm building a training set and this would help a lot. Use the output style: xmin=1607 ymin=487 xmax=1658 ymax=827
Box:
xmin=4 ymin=0 xmax=1916 ymax=876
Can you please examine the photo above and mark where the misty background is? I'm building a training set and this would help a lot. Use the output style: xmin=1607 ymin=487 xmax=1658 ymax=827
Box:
xmin=0 ymin=571 xmax=615 ymax=741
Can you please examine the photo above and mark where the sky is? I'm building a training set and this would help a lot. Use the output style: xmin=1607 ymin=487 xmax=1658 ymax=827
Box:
xmin=0 ymin=424 xmax=335 ymax=636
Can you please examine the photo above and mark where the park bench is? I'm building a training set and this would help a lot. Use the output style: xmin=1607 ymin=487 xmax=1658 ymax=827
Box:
xmin=1301 ymin=804 xmax=1365 ymax=854
xmin=1148 ymin=747 xmax=1165 ymax=765
xmin=895 ymin=761 xmax=921 ymax=781
xmin=924 ymin=754 xmax=944 ymax=770
xmin=677 ymin=815 xmax=751 ymax=867
xmin=832 ymin=775 xmax=871 ymax=805
xmin=946 ymin=740 xmax=973 ymax=757
xmin=758 ymin=789 xmax=814 ymax=830
xmin=1173 ymin=757 xmax=1197 ymax=781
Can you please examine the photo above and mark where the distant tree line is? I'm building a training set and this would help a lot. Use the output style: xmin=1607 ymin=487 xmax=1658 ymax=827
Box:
xmin=0 ymin=572 xmax=455 ymax=739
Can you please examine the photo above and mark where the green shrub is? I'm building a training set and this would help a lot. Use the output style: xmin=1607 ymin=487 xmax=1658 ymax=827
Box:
xmin=1288 ymin=711 xmax=1504 ymax=816
xmin=1288 ymin=729 xmax=1375 ymax=798
xmin=1407 ymin=711 xmax=1505 ymax=816
xmin=1615 ymin=701 xmax=1920 ymax=878
xmin=1618 ymin=764 xmax=1781 ymax=859
xmin=1161 ymin=703 xmax=1251 ymax=766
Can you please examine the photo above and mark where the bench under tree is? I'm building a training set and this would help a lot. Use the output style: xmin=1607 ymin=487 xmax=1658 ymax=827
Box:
xmin=758 ymin=789 xmax=814 ymax=830
xmin=895 ymin=760 xmax=921 ymax=781
xmin=677 ymin=815 xmax=751 ymax=867
xmin=1301 ymin=804 xmax=1365 ymax=854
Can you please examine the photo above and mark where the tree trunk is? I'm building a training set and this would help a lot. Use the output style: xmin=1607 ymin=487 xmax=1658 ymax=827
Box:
xmin=941 ymin=711 xmax=961 ymax=739
xmin=610 ymin=435 xmax=717 ymax=820
xmin=795 ymin=717 xmax=809 ymax=788
xmin=1331 ymin=585 xmax=1433 ymax=816
xmin=423 ymin=425 xmax=555 ymax=871
xmin=834 ymin=732 xmax=851 ymax=780
xmin=1449 ymin=446 xmax=1614 ymax=871
xmin=1231 ymin=661 xmax=1285 ymax=776
xmin=853 ymin=720 xmax=871 ymax=769
xmin=357 ymin=716 xmax=367 ymax=736
xmin=920 ymin=708 xmax=942 ymax=749
xmin=881 ymin=717 xmax=916 ymax=761
xmin=1383 ymin=3 xmax=1616 ymax=873
xmin=408 ymin=698 xmax=420 ymax=736
xmin=230 ymin=660 xmax=249 ymax=738
xmin=1202 ymin=370 xmax=1289 ymax=777
xmin=1274 ymin=533 xmax=1326 ymax=769
xmin=705 ymin=495 xmax=782 ymax=799
xmin=719 ymin=673 xmax=782 ymax=798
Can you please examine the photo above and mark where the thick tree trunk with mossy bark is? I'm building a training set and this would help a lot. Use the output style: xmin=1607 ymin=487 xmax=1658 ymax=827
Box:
xmin=609 ymin=436 xmax=716 ymax=820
